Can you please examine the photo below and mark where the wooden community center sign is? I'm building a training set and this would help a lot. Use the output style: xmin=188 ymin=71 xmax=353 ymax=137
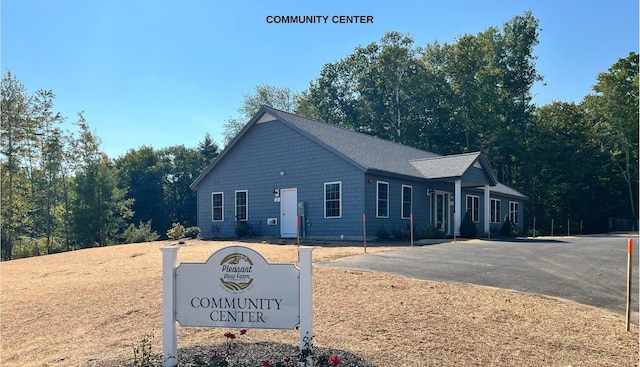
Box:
xmin=161 ymin=245 xmax=313 ymax=367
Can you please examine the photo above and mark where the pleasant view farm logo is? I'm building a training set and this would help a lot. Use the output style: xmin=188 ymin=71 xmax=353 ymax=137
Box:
xmin=219 ymin=253 xmax=254 ymax=293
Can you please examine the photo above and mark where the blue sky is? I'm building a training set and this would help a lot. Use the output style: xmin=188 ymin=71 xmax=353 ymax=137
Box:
xmin=2 ymin=0 xmax=638 ymax=159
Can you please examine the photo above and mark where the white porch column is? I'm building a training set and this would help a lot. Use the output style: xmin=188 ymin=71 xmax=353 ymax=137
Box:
xmin=454 ymin=179 xmax=461 ymax=236
xmin=484 ymin=184 xmax=491 ymax=235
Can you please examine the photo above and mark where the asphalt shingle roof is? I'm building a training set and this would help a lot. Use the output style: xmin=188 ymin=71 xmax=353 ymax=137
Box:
xmin=192 ymin=106 xmax=526 ymax=199
xmin=269 ymin=108 xmax=440 ymax=178
xmin=409 ymin=152 xmax=483 ymax=179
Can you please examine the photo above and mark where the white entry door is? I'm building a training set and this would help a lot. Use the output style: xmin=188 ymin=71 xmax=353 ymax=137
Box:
xmin=280 ymin=188 xmax=298 ymax=238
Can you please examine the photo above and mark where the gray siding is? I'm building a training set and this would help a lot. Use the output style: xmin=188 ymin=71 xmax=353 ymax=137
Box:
xmin=196 ymin=119 xmax=365 ymax=239
xmin=194 ymin=108 xmax=526 ymax=239
xmin=464 ymin=166 xmax=492 ymax=185
xmin=463 ymin=187 xmax=526 ymax=234
xmin=363 ymin=174 xmax=429 ymax=238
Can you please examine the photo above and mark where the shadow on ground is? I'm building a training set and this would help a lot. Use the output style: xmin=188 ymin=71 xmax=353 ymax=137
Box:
xmin=481 ymin=236 xmax=568 ymax=244
xmin=228 ymin=236 xmax=451 ymax=248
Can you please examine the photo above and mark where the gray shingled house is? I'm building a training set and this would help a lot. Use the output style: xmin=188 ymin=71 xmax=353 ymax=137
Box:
xmin=190 ymin=106 xmax=527 ymax=240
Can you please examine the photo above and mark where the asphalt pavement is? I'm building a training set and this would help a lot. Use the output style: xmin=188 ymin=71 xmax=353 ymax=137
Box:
xmin=319 ymin=235 xmax=639 ymax=314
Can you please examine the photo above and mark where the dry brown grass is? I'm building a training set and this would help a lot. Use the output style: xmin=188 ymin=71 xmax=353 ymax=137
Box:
xmin=1 ymin=239 xmax=638 ymax=366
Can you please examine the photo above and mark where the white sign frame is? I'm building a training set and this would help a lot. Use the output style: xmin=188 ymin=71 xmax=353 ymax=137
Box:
xmin=161 ymin=245 xmax=313 ymax=367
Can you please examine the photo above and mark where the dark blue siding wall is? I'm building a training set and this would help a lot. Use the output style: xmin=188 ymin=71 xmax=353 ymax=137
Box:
xmin=465 ymin=166 xmax=491 ymax=185
xmin=461 ymin=188 xmax=484 ymax=234
xmin=462 ymin=187 xmax=525 ymax=234
xmin=363 ymin=174 xmax=429 ymax=238
xmin=196 ymin=119 xmax=364 ymax=239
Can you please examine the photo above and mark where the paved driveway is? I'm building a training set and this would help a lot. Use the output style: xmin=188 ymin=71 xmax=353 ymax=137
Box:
xmin=320 ymin=235 xmax=639 ymax=314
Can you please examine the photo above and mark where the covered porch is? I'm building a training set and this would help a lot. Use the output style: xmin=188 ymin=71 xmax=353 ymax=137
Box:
xmin=411 ymin=152 xmax=498 ymax=236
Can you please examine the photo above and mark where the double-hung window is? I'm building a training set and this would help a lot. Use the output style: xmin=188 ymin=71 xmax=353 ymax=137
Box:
xmin=212 ymin=192 xmax=224 ymax=221
xmin=235 ymin=190 xmax=248 ymax=221
xmin=509 ymin=201 xmax=519 ymax=225
xmin=490 ymin=198 xmax=501 ymax=223
xmin=377 ymin=181 xmax=389 ymax=218
xmin=466 ymin=195 xmax=479 ymax=222
xmin=402 ymin=185 xmax=413 ymax=219
xmin=324 ymin=182 xmax=341 ymax=218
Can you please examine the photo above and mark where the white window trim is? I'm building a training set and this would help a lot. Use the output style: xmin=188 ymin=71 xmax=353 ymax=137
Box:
xmin=211 ymin=192 xmax=224 ymax=222
xmin=509 ymin=201 xmax=519 ymax=225
xmin=401 ymin=185 xmax=413 ymax=219
xmin=490 ymin=198 xmax=501 ymax=223
xmin=235 ymin=190 xmax=248 ymax=221
xmin=324 ymin=181 xmax=342 ymax=218
xmin=466 ymin=194 xmax=480 ymax=222
xmin=376 ymin=181 xmax=389 ymax=218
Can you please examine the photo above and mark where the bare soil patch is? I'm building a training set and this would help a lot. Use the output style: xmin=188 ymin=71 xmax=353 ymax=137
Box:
xmin=1 ymin=239 xmax=638 ymax=366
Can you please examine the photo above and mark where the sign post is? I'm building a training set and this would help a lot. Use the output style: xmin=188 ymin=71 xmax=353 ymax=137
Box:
xmin=161 ymin=246 xmax=179 ymax=367
xmin=298 ymin=246 xmax=313 ymax=354
xmin=362 ymin=214 xmax=367 ymax=253
xmin=161 ymin=245 xmax=313 ymax=366
xmin=626 ymin=239 xmax=633 ymax=331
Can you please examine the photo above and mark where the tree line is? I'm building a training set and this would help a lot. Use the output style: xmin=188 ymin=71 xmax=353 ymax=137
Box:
xmin=2 ymin=11 xmax=637 ymax=259
xmin=1 ymin=71 xmax=219 ymax=259
xmin=226 ymin=11 xmax=638 ymax=235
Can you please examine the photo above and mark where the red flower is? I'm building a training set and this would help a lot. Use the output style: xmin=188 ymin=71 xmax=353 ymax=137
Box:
xmin=283 ymin=356 xmax=291 ymax=362
xmin=262 ymin=360 xmax=270 ymax=366
xmin=329 ymin=355 xmax=340 ymax=366
xmin=240 ymin=329 xmax=247 ymax=335
xmin=224 ymin=332 xmax=236 ymax=339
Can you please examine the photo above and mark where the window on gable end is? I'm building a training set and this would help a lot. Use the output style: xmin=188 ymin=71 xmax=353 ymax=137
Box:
xmin=212 ymin=192 xmax=224 ymax=221
xmin=324 ymin=182 xmax=341 ymax=218
xmin=235 ymin=190 xmax=248 ymax=221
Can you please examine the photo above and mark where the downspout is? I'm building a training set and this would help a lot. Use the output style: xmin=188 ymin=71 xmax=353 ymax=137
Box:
xmin=484 ymin=185 xmax=490 ymax=235
xmin=454 ymin=179 xmax=461 ymax=236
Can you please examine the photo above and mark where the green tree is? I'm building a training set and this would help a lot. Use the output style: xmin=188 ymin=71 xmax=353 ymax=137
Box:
xmin=427 ymin=12 xmax=542 ymax=185
xmin=72 ymin=123 xmax=132 ymax=248
xmin=198 ymin=132 xmax=219 ymax=165
xmin=160 ymin=145 xmax=202 ymax=228
xmin=499 ymin=11 xmax=543 ymax=144
xmin=418 ymin=41 xmax=458 ymax=154
xmin=1 ymin=71 xmax=32 ymax=259
xmin=527 ymin=102 xmax=611 ymax=232
xmin=496 ymin=11 xmax=543 ymax=189
xmin=583 ymin=52 xmax=639 ymax=221
xmin=30 ymin=89 xmax=67 ymax=254
xmin=303 ymin=12 xmax=542 ymax=182
xmin=303 ymin=32 xmax=436 ymax=148
xmin=459 ymin=211 xmax=478 ymax=238
xmin=356 ymin=32 xmax=433 ymax=146
xmin=1 ymin=72 xmax=74 ymax=258
xmin=116 ymin=146 xmax=168 ymax=234
xmin=222 ymin=83 xmax=301 ymax=145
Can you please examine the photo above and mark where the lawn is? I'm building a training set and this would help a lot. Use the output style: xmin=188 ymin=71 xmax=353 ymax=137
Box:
xmin=1 ymin=239 xmax=637 ymax=366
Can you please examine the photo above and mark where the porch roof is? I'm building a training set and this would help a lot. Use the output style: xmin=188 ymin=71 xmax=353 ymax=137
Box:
xmin=409 ymin=152 xmax=498 ymax=187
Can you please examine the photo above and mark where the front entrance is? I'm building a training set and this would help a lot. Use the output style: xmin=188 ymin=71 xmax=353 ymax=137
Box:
xmin=431 ymin=191 xmax=451 ymax=235
xmin=280 ymin=188 xmax=297 ymax=238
